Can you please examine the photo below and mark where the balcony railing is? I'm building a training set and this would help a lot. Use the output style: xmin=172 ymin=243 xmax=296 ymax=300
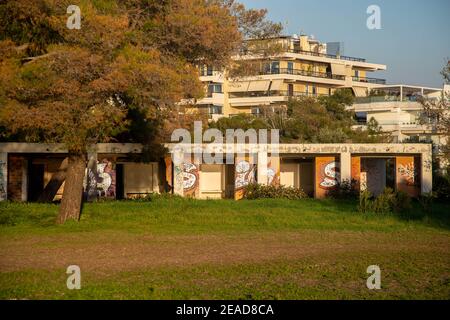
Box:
xmin=229 ymin=90 xmax=327 ymax=99
xmin=261 ymin=68 xmax=345 ymax=80
xmin=240 ymin=48 xmax=366 ymax=63
xmin=352 ymin=76 xmax=386 ymax=84
xmin=287 ymin=49 xmax=366 ymax=62
xmin=354 ymin=95 xmax=435 ymax=104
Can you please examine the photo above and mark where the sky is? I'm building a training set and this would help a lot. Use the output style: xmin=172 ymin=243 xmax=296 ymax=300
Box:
xmin=240 ymin=0 xmax=450 ymax=88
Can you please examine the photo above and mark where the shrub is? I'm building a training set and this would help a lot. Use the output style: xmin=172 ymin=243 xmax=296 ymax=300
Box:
xmin=433 ymin=172 xmax=450 ymax=201
xmin=358 ymin=190 xmax=372 ymax=214
xmin=327 ymin=179 xmax=359 ymax=199
xmin=244 ymin=183 xmax=307 ymax=200
xmin=358 ymin=188 xmax=411 ymax=214
xmin=417 ymin=192 xmax=436 ymax=214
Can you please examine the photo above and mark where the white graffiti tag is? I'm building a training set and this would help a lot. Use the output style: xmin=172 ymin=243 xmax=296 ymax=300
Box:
xmin=320 ymin=161 xmax=340 ymax=189
xmin=235 ymin=160 xmax=255 ymax=190
xmin=96 ymin=163 xmax=112 ymax=194
xmin=183 ymin=163 xmax=198 ymax=190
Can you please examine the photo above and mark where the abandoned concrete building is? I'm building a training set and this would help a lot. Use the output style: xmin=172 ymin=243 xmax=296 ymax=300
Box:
xmin=0 ymin=143 xmax=432 ymax=202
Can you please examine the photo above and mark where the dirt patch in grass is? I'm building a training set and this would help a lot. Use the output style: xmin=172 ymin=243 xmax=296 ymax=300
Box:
xmin=1 ymin=230 xmax=448 ymax=274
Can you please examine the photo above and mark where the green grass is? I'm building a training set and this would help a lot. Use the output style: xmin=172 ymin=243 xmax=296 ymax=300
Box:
xmin=0 ymin=198 xmax=449 ymax=300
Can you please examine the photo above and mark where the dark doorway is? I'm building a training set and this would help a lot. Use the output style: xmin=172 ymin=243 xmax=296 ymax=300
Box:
xmin=288 ymin=83 xmax=294 ymax=97
xmin=116 ymin=164 xmax=124 ymax=200
xmin=386 ymin=158 xmax=396 ymax=190
xmin=28 ymin=163 xmax=45 ymax=202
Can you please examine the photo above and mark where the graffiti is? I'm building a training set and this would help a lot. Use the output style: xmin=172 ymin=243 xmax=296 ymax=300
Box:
xmin=0 ymin=160 xmax=6 ymax=200
xmin=267 ymin=158 xmax=280 ymax=186
xmin=398 ymin=163 xmax=415 ymax=186
xmin=83 ymin=159 xmax=116 ymax=199
xmin=183 ymin=162 xmax=199 ymax=191
xmin=319 ymin=161 xmax=340 ymax=189
xmin=235 ymin=160 xmax=256 ymax=190
xmin=267 ymin=168 xmax=276 ymax=185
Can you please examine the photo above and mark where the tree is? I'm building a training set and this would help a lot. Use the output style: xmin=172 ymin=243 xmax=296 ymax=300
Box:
xmin=0 ymin=0 xmax=254 ymax=223
xmin=419 ymin=61 xmax=450 ymax=163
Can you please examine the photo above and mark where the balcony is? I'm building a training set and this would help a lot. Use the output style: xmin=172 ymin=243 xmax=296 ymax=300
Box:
xmin=261 ymin=68 xmax=345 ymax=81
xmin=228 ymin=90 xmax=327 ymax=107
xmin=287 ymin=49 xmax=366 ymax=62
xmin=240 ymin=48 xmax=366 ymax=63
xmin=352 ymin=76 xmax=386 ymax=85
xmin=229 ymin=90 xmax=326 ymax=99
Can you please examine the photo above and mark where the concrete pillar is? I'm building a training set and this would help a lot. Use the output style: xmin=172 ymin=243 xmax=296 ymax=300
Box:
xmin=0 ymin=153 xmax=7 ymax=201
xmin=257 ymin=150 xmax=268 ymax=185
xmin=340 ymin=152 xmax=351 ymax=184
xmin=421 ymin=152 xmax=432 ymax=194
xmin=172 ymin=149 xmax=184 ymax=196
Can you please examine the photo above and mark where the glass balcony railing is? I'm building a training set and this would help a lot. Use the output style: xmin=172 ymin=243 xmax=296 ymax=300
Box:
xmin=240 ymin=48 xmax=367 ymax=62
xmin=287 ymin=49 xmax=366 ymax=62
xmin=261 ymin=68 xmax=345 ymax=80
xmin=228 ymin=90 xmax=327 ymax=99
xmin=352 ymin=76 xmax=386 ymax=84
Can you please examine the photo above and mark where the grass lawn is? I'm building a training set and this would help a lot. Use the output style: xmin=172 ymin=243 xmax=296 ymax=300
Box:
xmin=0 ymin=197 xmax=449 ymax=300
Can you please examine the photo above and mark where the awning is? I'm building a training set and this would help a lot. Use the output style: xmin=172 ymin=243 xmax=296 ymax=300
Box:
xmin=248 ymin=80 xmax=271 ymax=92
xmin=331 ymin=63 xmax=346 ymax=76
xmin=269 ymin=80 xmax=284 ymax=91
xmin=228 ymin=81 xmax=249 ymax=93
xmin=353 ymin=86 xmax=367 ymax=97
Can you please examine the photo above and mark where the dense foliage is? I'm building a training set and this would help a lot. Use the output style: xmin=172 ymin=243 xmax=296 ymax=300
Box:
xmin=244 ymin=183 xmax=307 ymax=200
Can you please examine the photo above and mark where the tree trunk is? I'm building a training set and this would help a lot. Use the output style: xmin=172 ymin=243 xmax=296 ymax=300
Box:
xmin=56 ymin=154 xmax=86 ymax=224
xmin=37 ymin=157 xmax=68 ymax=203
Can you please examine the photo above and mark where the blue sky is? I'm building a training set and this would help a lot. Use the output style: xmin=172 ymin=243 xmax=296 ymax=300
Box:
xmin=240 ymin=0 xmax=450 ymax=88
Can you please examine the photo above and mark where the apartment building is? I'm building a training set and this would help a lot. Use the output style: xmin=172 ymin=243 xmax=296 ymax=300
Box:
xmin=192 ymin=34 xmax=387 ymax=118
xmin=349 ymin=84 xmax=448 ymax=161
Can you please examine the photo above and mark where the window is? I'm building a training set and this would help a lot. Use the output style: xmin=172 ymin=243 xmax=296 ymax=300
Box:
xmin=207 ymin=65 xmax=213 ymax=76
xmin=355 ymin=112 xmax=367 ymax=124
xmin=207 ymin=83 xmax=222 ymax=96
xmin=251 ymin=107 xmax=261 ymax=115
xmin=287 ymin=62 xmax=294 ymax=74
xmin=271 ymin=61 xmax=280 ymax=74
xmin=312 ymin=85 xmax=317 ymax=95
xmin=209 ymin=105 xmax=222 ymax=115
xmin=354 ymin=70 xmax=359 ymax=79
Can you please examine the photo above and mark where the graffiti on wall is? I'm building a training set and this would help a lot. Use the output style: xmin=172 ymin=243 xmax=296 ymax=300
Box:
xmin=267 ymin=157 xmax=280 ymax=186
xmin=0 ymin=160 xmax=6 ymax=200
xmin=319 ymin=162 xmax=340 ymax=189
xmin=396 ymin=156 xmax=419 ymax=197
xmin=83 ymin=159 xmax=116 ymax=199
xmin=178 ymin=154 xmax=200 ymax=197
xmin=315 ymin=157 xmax=339 ymax=199
xmin=397 ymin=163 xmax=415 ymax=186
xmin=183 ymin=162 xmax=199 ymax=196
xmin=235 ymin=158 xmax=256 ymax=200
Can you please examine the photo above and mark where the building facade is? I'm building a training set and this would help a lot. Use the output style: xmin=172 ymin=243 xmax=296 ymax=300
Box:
xmin=349 ymin=84 xmax=449 ymax=166
xmin=191 ymin=35 xmax=387 ymax=117
xmin=0 ymin=143 xmax=432 ymax=202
